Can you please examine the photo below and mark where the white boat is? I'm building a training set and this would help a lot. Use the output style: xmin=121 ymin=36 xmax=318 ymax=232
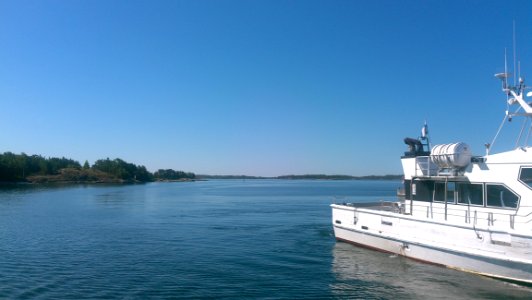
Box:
xmin=331 ymin=69 xmax=532 ymax=284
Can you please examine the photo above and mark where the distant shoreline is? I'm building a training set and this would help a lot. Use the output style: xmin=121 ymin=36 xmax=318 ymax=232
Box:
xmin=197 ymin=174 xmax=403 ymax=180
xmin=1 ymin=174 xmax=402 ymax=186
xmin=0 ymin=150 xmax=402 ymax=185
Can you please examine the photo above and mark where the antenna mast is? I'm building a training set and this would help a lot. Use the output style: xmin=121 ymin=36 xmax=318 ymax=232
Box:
xmin=513 ymin=20 xmax=517 ymax=87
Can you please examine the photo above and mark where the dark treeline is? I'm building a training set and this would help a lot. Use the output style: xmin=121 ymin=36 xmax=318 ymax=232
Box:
xmin=0 ymin=152 xmax=81 ymax=182
xmin=0 ymin=152 xmax=195 ymax=183
xmin=92 ymin=158 xmax=153 ymax=182
xmin=154 ymin=169 xmax=195 ymax=180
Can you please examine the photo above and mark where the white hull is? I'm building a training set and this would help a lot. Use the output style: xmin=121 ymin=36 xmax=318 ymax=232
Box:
xmin=332 ymin=204 xmax=532 ymax=284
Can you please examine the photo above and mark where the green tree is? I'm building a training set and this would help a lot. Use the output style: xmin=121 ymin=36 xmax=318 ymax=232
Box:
xmin=153 ymin=169 xmax=195 ymax=180
xmin=92 ymin=158 xmax=154 ymax=182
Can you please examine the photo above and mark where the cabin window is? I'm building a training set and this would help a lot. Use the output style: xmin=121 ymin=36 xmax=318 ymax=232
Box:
xmin=486 ymin=184 xmax=519 ymax=209
xmin=432 ymin=182 xmax=456 ymax=203
xmin=433 ymin=182 xmax=445 ymax=202
xmin=404 ymin=180 xmax=412 ymax=200
xmin=446 ymin=182 xmax=456 ymax=203
xmin=413 ymin=180 xmax=433 ymax=202
xmin=456 ymin=183 xmax=483 ymax=206
xmin=519 ymin=167 xmax=532 ymax=189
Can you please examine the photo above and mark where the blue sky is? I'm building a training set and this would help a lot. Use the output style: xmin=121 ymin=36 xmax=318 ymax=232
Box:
xmin=1 ymin=0 xmax=532 ymax=176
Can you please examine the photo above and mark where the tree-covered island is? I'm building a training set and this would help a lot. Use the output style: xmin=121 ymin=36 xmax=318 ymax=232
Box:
xmin=0 ymin=151 xmax=401 ymax=184
xmin=0 ymin=152 xmax=195 ymax=184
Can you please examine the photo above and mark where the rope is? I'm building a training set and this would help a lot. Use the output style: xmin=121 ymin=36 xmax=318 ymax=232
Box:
xmin=489 ymin=113 xmax=508 ymax=154
xmin=516 ymin=116 xmax=528 ymax=148
xmin=525 ymin=121 xmax=532 ymax=146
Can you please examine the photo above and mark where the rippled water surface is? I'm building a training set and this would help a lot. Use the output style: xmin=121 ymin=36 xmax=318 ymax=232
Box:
xmin=0 ymin=180 xmax=530 ymax=299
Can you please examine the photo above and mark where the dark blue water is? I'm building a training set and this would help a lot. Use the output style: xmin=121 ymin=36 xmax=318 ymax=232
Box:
xmin=0 ymin=180 xmax=530 ymax=299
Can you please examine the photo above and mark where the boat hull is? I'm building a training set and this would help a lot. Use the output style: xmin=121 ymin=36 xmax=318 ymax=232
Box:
xmin=332 ymin=205 xmax=532 ymax=284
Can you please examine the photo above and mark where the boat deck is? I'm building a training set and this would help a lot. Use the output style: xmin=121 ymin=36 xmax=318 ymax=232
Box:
xmin=336 ymin=201 xmax=403 ymax=213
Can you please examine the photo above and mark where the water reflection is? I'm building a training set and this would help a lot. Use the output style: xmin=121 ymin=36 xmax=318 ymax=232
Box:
xmin=331 ymin=242 xmax=531 ymax=299
xmin=95 ymin=190 xmax=129 ymax=203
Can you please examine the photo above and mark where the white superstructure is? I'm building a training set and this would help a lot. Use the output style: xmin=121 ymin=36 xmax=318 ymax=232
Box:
xmin=331 ymin=69 xmax=532 ymax=284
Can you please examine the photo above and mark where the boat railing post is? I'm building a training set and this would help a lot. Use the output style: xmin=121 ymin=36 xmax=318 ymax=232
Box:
xmin=510 ymin=214 xmax=515 ymax=229
xmin=467 ymin=204 xmax=471 ymax=224
xmin=410 ymin=179 xmax=414 ymax=215
xmin=427 ymin=157 xmax=430 ymax=176
xmin=444 ymin=177 xmax=448 ymax=221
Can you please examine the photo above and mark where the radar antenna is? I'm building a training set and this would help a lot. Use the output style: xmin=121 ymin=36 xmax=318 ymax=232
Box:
xmin=491 ymin=24 xmax=532 ymax=152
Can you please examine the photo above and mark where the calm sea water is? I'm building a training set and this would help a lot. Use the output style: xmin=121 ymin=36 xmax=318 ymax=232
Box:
xmin=0 ymin=180 xmax=530 ymax=299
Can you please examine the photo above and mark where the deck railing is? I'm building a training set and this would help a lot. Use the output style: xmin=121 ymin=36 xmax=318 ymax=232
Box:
xmin=406 ymin=201 xmax=519 ymax=229
xmin=414 ymin=156 xmax=437 ymax=177
xmin=342 ymin=201 xmax=403 ymax=213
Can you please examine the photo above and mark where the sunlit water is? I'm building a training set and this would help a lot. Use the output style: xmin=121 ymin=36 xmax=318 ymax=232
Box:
xmin=0 ymin=180 xmax=530 ymax=299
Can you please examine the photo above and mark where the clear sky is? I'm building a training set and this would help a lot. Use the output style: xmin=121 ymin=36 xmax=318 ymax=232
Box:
xmin=1 ymin=0 xmax=532 ymax=176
